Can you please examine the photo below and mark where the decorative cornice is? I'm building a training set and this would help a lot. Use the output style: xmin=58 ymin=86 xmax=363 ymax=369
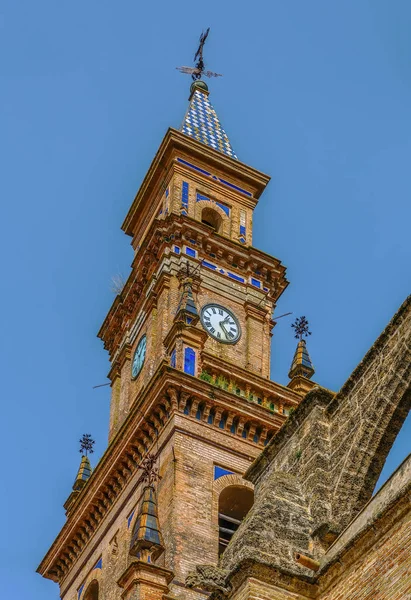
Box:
xmin=201 ymin=352 xmax=302 ymax=407
xmin=37 ymin=363 xmax=296 ymax=584
xmin=98 ymin=214 xmax=288 ymax=358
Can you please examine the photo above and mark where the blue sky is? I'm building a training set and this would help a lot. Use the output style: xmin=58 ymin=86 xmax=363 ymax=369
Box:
xmin=1 ymin=1 xmax=410 ymax=598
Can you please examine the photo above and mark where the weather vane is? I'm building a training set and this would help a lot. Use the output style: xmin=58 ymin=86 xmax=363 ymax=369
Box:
xmin=176 ymin=28 xmax=222 ymax=80
xmin=79 ymin=434 xmax=95 ymax=456
xmin=291 ymin=316 xmax=312 ymax=340
xmin=138 ymin=453 xmax=161 ymax=485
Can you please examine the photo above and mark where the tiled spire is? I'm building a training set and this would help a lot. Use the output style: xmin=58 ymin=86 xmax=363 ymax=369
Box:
xmin=63 ymin=455 xmax=92 ymax=515
xmin=180 ymin=81 xmax=237 ymax=159
xmin=288 ymin=339 xmax=315 ymax=380
xmin=72 ymin=455 xmax=92 ymax=491
xmin=130 ymin=485 xmax=164 ymax=562
xmin=175 ymin=277 xmax=199 ymax=325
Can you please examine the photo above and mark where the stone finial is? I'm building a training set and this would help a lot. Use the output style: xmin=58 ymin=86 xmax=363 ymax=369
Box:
xmin=289 ymin=317 xmax=315 ymax=380
xmin=130 ymin=485 xmax=164 ymax=562
xmin=72 ymin=455 xmax=92 ymax=491
xmin=63 ymin=454 xmax=93 ymax=515
xmin=288 ymin=339 xmax=315 ymax=380
xmin=175 ymin=269 xmax=200 ymax=325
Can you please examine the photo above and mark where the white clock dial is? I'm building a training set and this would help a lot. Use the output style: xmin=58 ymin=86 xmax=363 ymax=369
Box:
xmin=131 ymin=334 xmax=147 ymax=379
xmin=200 ymin=303 xmax=241 ymax=344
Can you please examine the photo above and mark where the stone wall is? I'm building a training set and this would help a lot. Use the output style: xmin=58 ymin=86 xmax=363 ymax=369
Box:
xmin=192 ymin=296 xmax=411 ymax=598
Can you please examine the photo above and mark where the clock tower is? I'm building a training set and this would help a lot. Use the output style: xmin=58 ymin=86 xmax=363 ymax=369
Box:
xmin=38 ymin=79 xmax=315 ymax=600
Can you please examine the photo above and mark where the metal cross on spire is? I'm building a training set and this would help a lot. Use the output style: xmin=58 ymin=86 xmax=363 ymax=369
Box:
xmin=176 ymin=28 xmax=222 ymax=80
xmin=137 ymin=453 xmax=161 ymax=485
xmin=79 ymin=434 xmax=95 ymax=456
xmin=291 ymin=316 xmax=312 ymax=341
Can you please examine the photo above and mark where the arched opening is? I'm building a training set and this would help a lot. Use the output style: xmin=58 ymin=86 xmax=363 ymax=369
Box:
xmin=218 ymin=485 xmax=254 ymax=556
xmin=196 ymin=402 xmax=205 ymax=420
xmin=208 ymin=407 xmax=216 ymax=425
xmin=219 ymin=411 xmax=228 ymax=429
xmin=84 ymin=580 xmax=99 ymax=600
xmin=201 ymin=207 xmax=222 ymax=233
xmin=183 ymin=398 xmax=192 ymax=415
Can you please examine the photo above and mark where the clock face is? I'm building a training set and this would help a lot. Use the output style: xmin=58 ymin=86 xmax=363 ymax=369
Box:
xmin=200 ymin=303 xmax=241 ymax=344
xmin=131 ymin=335 xmax=147 ymax=379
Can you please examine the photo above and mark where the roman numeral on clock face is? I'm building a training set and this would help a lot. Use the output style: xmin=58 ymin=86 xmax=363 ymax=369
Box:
xmin=200 ymin=304 xmax=241 ymax=344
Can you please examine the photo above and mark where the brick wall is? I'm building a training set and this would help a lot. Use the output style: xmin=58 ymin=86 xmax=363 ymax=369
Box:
xmin=320 ymin=510 xmax=411 ymax=600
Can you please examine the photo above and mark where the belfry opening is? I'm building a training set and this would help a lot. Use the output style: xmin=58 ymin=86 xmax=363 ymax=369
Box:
xmin=201 ymin=206 xmax=222 ymax=232
xmin=218 ymin=486 xmax=254 ymax=556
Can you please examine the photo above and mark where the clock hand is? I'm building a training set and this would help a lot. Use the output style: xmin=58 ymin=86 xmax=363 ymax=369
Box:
xmin=219 ymin=320 xmax=230 ymax=339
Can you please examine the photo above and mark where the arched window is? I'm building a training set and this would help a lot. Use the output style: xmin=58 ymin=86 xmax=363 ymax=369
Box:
xmin=219 ymin=411 xmax=227 ymax=429
xmin=218 ymin=485 xmax=254 ymax=556
xmin=183 ymin=398 xmax=192 ymax=415
xmin=84 ymin=580 xmax=99 ymax=600
xmin=242 ymin=422 xmax=250 ymax=439
xmin=196 ymin=402 xmax=205 ymax=420
xmin=201 ymin=207 xmax=223 ymax=233
xmin=230 ymin=417 xmax=239 ymax=435
xmin=208 ymin=407 xmax=216 ymax=425
xmin=264 ymin=431 xmax=274 ymax=446
xmin=253 ymin=426 xmax=262 ymax=444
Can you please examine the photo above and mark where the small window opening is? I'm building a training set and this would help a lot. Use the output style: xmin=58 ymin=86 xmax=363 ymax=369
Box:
xmin=183 ymin=399 xmax=192 ymax=415
xmin=253 ymin=427 xmax=262 ymax=444
xmin=196 ymin=402 xmax=205 ymax=420
xmin=84 ymin=581 xmax=99 ymax=600
xmin=208 ymin=407 xmax=216 ymax=425
xmin=242 ymin=423 xmax=250 ymax=439
xmin=230 ymin=417 xmax=239 ymax=435
xmin=201 ymin=207 xmax=223 ymax=233
xmin=218 ymin=486 xmax=254 ymax=557
xmin=219 ymin=411 xmax=227 ymax=429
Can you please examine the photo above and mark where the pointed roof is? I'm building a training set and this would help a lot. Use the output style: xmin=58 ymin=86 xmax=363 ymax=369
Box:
xmin=288 ymin=339 xmax=315 ymax=380
xmin=180 ymin=81 xmax=237 ymax=160
xmin=130 ymin=485 xmax=164 ymax=562
xmin=175 ymin=277 xmax=199 ymax=323
xmin=63 ymin=455 xmax=92 ymax=515
xmin=72 ymin=455 xmax=92 ymax=491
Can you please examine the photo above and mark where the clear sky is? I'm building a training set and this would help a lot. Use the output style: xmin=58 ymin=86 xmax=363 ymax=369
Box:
xmin=1 ymin=1 xmax=410 ymax=598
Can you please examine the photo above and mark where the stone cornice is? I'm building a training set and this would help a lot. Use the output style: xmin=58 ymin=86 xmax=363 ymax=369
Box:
xmin=201 ymin=352 xmax=302 ymax=407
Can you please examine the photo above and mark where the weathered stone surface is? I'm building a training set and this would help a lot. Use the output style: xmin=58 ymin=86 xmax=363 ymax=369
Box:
xmin=186 ymin=565 xmax=231 ymax=597
xmin=208 ymin=295 xmax=411 ymax=598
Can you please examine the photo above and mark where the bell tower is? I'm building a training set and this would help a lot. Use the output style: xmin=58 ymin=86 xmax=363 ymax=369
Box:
xmin=37 ymin=75 xmax=313 ymax=600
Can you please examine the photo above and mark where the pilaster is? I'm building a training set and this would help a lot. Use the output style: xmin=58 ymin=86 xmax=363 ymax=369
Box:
xmin=118 ymin=561 xmax=174 ymax=600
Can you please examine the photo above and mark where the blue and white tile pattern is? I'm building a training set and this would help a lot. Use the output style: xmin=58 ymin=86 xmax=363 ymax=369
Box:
xmin=181 ymin=90 xmax=237 ymax=159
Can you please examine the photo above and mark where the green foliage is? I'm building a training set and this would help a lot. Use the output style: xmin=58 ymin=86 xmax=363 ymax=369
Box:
xmin=215 ymin=375 xmax=229 ymax=390
xmin=295 ymin=448 xmax=302 ymax=460
xmin=199 ymin=370 xmax=213 ymax=383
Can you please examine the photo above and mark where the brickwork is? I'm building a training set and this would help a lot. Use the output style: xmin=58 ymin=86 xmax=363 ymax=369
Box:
xmin=40 ymin=94 xmax=411 ymax=600
xmin=319 ymin=512 xmax=411 ymax=599
xmin=246 ymin=296 xmax=411 ymax=542
xmin=106 ymin=222 xmax=289 ymax=438
xmin=56 ymin=407 xmax=265 ymax=600
xmin=187 ymin=296 xmax=411 ymax=600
